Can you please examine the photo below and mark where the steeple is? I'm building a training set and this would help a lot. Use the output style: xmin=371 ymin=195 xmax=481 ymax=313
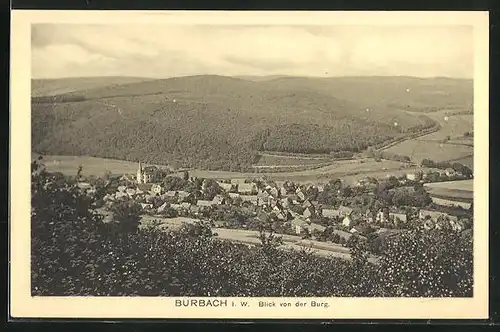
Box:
xmin=137 ymin=161 xmax=143 ymax=183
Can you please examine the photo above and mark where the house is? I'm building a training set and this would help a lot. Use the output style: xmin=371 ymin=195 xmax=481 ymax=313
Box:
xmin=302 ymin=200 xmax=312 ymax=209
xmin=338 ymin=205 xmax=353 ymax=217
xmin=376 ymin=210 xmax=387 ymax=223
xmin=280 ymin=187 xmax=288 ymax=197
xmin=218 ymin=182 xmax=233 ymax=192
xmin=295 ymin=225 xmax=302 ymax=235
xmin=157 ymin=202 xmax=168 ymax=213
xmin=275 ymin=211 xmax=286 ymax=221
xmin=356 ymin=178 xmax=369 ymax=187
xmin=342 ymin=216 xmax=353 ymax=227
xmin=450 ymin=219 xmax=467 ymax=232
xmin=150 ymin=184 xmax=162 ymax=195
xmin=115 ymin=192 xmax=128 ymax=200
xmin=270 ymin=187 xmax=279 ymax=198
xmin=170 ymin=204 xmax=182 ymax=210
xmin=257 ymin=190 xmax=270 ymax=199
xmin=445 ymin=168 xmax=456 ymax=177
xmin=181 ymin=202 xmax=192 ymax=210
xmin=140 ymin=203 xmax=153 ymax=210
xmin=268 ymin=196 xmax=278 ymax=207
xmin=212 ymin=195 xmax=225 ymax=205
xmin=77 ymin=182 xmax=92 ymax=190
xmin=389 ymin=212 xmax=408 ymax=223
xmin=419 ymin=209 xmax=453 ymax=221
xmin=135 ymin=183 xmax=153 ymax=195
xmin=240 ymin=195 xmax=259 ymax=205
xmin=351 ymin=224 xmax=372 ymax=235
xmin=237 ymin=183 xmax=257 ymax=195
xmin=126 ymin=188 xmax=137 ymax=197
xmin=364 ymin=208 xmax=374 ymax=222
xmin=297 ymin=191 xmax=306 ymax=201
xmin=406 ymin=173 xmax=417 ymax=181
xmin=189 ymin=205 xmax=201 ymax=215
xmin=280 ymin=198 xmax=290 ymax=209
xmin=423 ymin=219 xmax=435 ymax=230
xmin=350 ymin=227 xmax=359 ymax=234
xmin=322 ymin=208 xmax=340 ymax=219
xmin=257 ymin=191 xmax=270 ymax=205
xmin=317 ymin=185 xmax=324 ymax=193
xmin=117 ymin=185 xmax=127 ymax=193
xmin=333 ymin=229 xmax=354 ymax=241
xmin=303 ymin=207 xmax=313 ymax=219
xmin=165 ymin=191 xmax=177 ymax=198
xmin=228 ymin=192 xmax=240 ymax=199
xmin=177 ymin=191 xmax=192 ymax=201
xmin=292 ymin=217 xmax=326 ymax=233
xmin=197 ymin=200 xmax=213 ymax=207
xmin=103 ymin=194 xmax=114 ymax=202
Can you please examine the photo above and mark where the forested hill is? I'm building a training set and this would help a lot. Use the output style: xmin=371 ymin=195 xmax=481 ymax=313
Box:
xmin=31 ymin=75 xmax=468 ymax=171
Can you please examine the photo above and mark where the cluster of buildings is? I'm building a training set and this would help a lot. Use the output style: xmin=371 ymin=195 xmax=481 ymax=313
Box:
xmin=86 ymin=161 xmax=470 ymax=237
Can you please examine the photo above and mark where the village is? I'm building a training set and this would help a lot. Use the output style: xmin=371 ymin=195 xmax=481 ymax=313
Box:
xmin=72 ymin=159 xmax=473 ymax=259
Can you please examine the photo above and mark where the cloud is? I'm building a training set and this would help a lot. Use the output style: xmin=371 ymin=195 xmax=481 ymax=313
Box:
xmin=31 ymin=24 xmax=473 ymax=79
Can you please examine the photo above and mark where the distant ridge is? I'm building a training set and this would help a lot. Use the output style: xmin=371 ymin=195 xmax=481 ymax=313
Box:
xmin=32 ymin=76 xmax=155 ymax=97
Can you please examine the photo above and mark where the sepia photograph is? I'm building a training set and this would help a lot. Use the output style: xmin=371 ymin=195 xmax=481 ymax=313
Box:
xmin=10 ymin=11 xmax=489 ymax=319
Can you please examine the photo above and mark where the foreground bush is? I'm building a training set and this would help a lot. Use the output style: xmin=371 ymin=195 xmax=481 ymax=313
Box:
xmin=31 ymin=161 xmax=473 ymax=297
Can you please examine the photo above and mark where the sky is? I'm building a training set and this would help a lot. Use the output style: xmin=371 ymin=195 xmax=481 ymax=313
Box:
xmin=31 ymin=24 xmax=473 ymax=79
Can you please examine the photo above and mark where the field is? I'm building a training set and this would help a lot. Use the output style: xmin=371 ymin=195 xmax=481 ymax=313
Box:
xmin=424 ymin=180 xmax=473 ymax=203
xmin=182 ymin=159 xmax=419 ymax=185
xmin=33 ymin=153 xmax=148 ymax=177
xmin=383 ymin=140 xmax=473 ymax=163
xmin=424 ymin=179 xmax=473 ymax=191
xmin=36 ymin=153 xmax=423 ymax=186
xmin=383 ymin=110 xmax=473 ymax=164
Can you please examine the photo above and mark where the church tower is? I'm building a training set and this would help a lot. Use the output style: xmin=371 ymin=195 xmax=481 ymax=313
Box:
xmin=137 ymin=161 xmax=143 ymax=184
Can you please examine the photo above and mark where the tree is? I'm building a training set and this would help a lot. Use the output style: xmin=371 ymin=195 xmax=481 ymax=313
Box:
xmin=203 ymin=179 xmax=223 ymax=200
xmin=183 ymin=170 xmax=190 ymax=181
xmin=378 ymin=228 xmax=473 ymax=297
xmin=110 ymin=201 xmax=142 ymax=234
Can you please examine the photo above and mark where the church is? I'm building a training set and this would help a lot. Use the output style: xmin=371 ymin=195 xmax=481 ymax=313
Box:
xmin=136 ymin=161 xmax=151 ymax=184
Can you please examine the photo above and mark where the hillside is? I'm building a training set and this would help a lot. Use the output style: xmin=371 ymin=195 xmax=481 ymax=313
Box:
xmin=31 ymin=76 xmax=154 ymax=97
xmin=257 ymin=76 xmax=473 ymax=113
xmin=32 ymin=75 xmax=444 ymax=171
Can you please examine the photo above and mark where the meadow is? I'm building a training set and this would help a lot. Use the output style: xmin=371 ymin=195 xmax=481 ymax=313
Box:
xmin=32 ymin=153 xmax=148 ymax=177
xmin=383 ymin=110 xmax=473 ymax=164
xmin=424 ymin=180 xmax=473 ymax=203
xmin=36 ymin=153 xmax=417 ymax=186
xmin=424 ymin=179 xmax=473 ymax=191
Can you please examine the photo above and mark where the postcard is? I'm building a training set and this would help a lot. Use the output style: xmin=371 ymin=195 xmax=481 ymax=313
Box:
xmin=10 ymin=10 xmax=489 ymax=319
